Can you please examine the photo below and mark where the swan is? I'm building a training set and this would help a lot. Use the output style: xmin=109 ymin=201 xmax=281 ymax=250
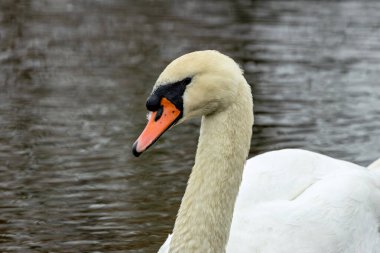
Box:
xmin=132 ymin=50 xmax=380 ymax=253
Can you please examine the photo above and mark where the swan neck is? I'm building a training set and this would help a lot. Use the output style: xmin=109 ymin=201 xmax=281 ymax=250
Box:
xmin=169 ymin=80 xmax=253 ymax=253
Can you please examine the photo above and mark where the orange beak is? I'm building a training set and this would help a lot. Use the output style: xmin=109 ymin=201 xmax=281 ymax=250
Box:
xmin=132 ymin=98 xmax=181 ymax=157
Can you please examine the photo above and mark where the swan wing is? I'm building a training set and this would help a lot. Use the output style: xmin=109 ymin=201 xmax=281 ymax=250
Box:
xmin=227 ymin=149 xmax=380 ymax=253
xmin=236 ymin=149 xmax=365 ymax=204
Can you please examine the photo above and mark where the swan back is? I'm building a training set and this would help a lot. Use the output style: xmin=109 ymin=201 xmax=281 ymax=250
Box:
xmin=368 ymin=158 xmax=380 ymax=171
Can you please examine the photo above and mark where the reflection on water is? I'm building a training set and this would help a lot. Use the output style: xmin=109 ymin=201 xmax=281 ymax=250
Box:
xmin=0 ymin=0 xmax=379 ymax=252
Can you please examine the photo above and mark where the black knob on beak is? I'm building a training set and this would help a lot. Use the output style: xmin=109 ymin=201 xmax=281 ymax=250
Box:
xmin=146 ymin=94 xmax=161 ymax=111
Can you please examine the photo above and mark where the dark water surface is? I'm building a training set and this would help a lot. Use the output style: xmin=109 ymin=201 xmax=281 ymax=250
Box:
xmin=1 ymin=0 xmax=380 ymax=252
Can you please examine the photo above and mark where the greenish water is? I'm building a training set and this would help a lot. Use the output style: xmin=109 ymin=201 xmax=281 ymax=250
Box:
xmin=0 ymin=0 xmax=379 ymax=252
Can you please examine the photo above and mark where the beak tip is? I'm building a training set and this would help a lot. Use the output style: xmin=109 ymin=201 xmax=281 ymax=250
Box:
xmin=132 ymin=141 xmax=142 ymax=157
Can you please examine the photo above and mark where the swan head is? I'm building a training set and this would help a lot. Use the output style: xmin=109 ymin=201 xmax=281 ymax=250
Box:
xmin=132 ymin=50 xmax=244 ymax=157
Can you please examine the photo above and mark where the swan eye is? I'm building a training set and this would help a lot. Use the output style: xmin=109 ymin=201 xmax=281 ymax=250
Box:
xmin=182 ymin=77 xmax=192 ymax=85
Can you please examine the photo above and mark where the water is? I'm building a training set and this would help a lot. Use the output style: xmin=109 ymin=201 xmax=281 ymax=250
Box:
xmin=0 ymin=0 xmax=379 ymax=252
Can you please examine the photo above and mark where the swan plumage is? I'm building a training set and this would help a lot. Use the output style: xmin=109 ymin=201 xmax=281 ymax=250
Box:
xmin=159 ymin=149 xmax=380 ymax=253
xmin=369 ymin=158 xmax=380 ymax=171
xmin=229 ymin=149 xmax=380 ymax=253
xmin=132 ymin=50 xmax=380 ymax=253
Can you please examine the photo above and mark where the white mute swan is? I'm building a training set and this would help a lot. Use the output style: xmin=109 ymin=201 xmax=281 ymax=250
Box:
xmin=132 ymin=50 xmax=380 ymax=253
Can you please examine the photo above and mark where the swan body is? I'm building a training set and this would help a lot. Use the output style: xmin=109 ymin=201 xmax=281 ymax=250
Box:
xmin=159 ymin=149 xmax=380 ymax=253
xmin=132 ymin=50 xmax=380 ymax=253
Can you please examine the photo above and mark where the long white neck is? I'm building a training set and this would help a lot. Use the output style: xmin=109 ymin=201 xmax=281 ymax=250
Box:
xmin=169 ymin=79 xmax=253 ymax=253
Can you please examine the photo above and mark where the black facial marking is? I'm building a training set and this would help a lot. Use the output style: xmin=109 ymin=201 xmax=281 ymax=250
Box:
xmin=183 ymin=77 xmax=192 ymax=85
xmin=146 ymin=77 xmax=192 ymax=112
xmin=146 ymin=94 xmax=161 ymax=111
xmin=154 ymin=106 xmax=163 ymax=121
